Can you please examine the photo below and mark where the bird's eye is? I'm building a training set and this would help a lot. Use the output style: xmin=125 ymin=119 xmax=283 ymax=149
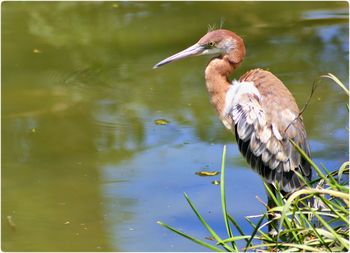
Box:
xmin=208 ymin=41 xmax=216 ymax=47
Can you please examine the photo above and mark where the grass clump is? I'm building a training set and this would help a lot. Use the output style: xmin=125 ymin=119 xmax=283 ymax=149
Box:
xmin=158 ymin=74 xmax=349 ymax=252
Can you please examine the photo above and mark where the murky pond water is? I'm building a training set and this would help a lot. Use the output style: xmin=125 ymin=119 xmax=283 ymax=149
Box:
xmin=2 ymin=1 xmax=349 ymax=251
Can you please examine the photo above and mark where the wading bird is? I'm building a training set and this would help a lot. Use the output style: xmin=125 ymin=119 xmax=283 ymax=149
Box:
xmin=153 ymin=29 xmax=312 ymax=228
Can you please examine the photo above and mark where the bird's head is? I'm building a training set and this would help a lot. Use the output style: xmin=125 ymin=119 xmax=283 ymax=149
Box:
xmin=153 ymin=29 xmax=245 ymax=69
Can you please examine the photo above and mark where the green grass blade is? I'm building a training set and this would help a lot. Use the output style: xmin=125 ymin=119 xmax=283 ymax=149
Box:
xmin=157 ymin=221 xmax=226 ymax=252
xmin=220 ymin=145 xmax=237 ymax=251
xmin=321 ymin=164 xmax=342 ymax=191
xmin=263 ymin=182 xmax=279 ymax=206
xmin=184 ymin=193 xmax=234 ymax=252
xmin=245 ymin=242 xmax=323 ymax=252
xmin=318 ymin=195 xmax=349 ymax=225
xmin=325 ymin=198 xmax=349 ymax=215
xmin=269 ymin=208 xmax=341 ymax=219
xmin=298 ymin=211 xmax=332 ymax=251
xmin=321 ymin=73 xmax=349 ymax=96
xmin=244 ymin=213 xmax=266 ymax=252
xmin=293 ymin=169 xmax=311 ymax=187
xmin=338 ymin=161 xmax=350 ymax=182
xmin=309 ymin=208 xmax=349 ymax=250
xmin=278 ymin=213 xmax=301 ymax=244
xmin=264 ymin=182 xmax=300 ymax=243
xmin=277 ymin=189 xmax=310 ymax=242
xmin=244 ymin=216 xmax=272 ymax=241
xmin=273 ymin=182 xmax=284 ymax=205
xmin=290 ymin=140 xmax=327 ymax=182
xmin=227 ymin=214 xmax=249 ymax=243
xmin=222 ymin=235 xmax=260 ymax=243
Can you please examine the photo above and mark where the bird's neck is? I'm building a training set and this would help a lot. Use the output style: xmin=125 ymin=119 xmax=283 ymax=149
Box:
xmin=205 ymin=56 xmax=241 ymax=117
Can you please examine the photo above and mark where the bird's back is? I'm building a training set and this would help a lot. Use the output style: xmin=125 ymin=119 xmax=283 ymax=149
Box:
xmin=225 ymin=68 xmax=311 ymax=194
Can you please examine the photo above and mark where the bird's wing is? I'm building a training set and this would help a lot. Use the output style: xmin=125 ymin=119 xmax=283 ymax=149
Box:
xmin=225 ymin=69 xmax=311 ymax=193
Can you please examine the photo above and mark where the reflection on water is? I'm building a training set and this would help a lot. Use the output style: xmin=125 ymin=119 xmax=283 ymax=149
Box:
xmin=2 ymin=1 xmax=349 ymax=251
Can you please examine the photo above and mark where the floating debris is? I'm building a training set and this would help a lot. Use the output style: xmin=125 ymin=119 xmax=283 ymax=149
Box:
xmin=6 ymin=216 xmax=16 ymax=230
xmin=211 ymin=180 xmax=220 ymax=185
xmin=195 ymin=171 xmax=220 ymax=177
xmin=112 ymin=3 xmax=119 ymax=8
xmin=205 ymin=236 xmax=215 ymax=241
xmin=64 ymin=221 xmax=70 ymax=225
xmin=154 ymin=119 xmax=170 ymax=125
xmin=31 ymin=128 xmax=36 ymax=133
xmin=33 ymin=48 xmax=42 ymax=54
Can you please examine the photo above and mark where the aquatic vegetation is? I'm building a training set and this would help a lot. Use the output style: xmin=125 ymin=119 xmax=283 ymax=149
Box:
xmin=154 ymin=118 xmax=170 ymax=125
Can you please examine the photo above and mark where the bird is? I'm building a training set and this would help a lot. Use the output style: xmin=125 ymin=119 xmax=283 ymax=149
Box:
xmin=153 ymin=29 xmax=312 ymax=230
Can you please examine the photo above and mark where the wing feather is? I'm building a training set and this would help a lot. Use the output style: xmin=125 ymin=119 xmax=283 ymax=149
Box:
xmin=225 ymin=69 xmax=312 ymax=193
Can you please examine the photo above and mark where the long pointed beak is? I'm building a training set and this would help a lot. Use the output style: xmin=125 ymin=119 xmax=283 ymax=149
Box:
xmin=153 ymin=43 xmax=205 ymax=69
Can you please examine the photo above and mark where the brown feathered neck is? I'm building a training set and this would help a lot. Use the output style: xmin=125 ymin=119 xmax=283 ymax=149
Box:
xmin=204 ymin=37 xmax=246 ymax=117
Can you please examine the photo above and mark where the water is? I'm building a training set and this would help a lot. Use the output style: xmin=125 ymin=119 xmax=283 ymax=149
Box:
xmin=2 ymin=2 xmax=348 ymax=251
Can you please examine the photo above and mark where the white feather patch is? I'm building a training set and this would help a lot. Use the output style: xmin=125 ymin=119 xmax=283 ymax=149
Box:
xmin=272 ymin=123 xmax=283 ymax=140
xmin=224 ymin=80 xmax=261 ymax=116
